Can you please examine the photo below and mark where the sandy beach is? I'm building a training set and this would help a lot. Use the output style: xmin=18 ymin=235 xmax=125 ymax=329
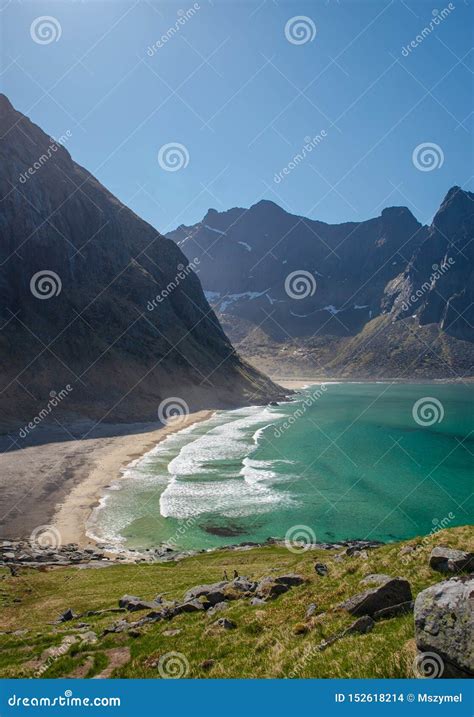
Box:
xmin=0 ymin=411 xmax=213 ymax=547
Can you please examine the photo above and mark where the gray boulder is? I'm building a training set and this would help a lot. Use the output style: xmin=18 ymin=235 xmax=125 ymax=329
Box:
xmin=360 ymin=574 xmax=392 ymax=586
xmin=340 ymin=578 xmax=412 ymax=617
xmin=183 ymin=581 xmax=228 ymax=605
xmin=176 ymin=599 xmax=205 ymax=614
xmin=414 ymin=576 xmax=474 ymax=678
xmin=346 ymin=615 xmax=375 ymax=634
xmin=306 ymin=603 xmax=318 ymax=618
xmin=255 ymin=577 xmax=290 ymax=600
xmin=274 ymin=574 xmax=305 ymax=587
xmin=214 ymin=618 xmax=236 ymax=630
xmin=374 ymin=600 xmax=414 ymax=620
xmin=207 ymin=601 xmax=229 ymax=616
xmin=118 ymin=595 xmax=158 ymax=611
xmin=429 ymin=547 xmax=474 ymax=574
xmin=315 ymin=563 xmax=328 ymax=576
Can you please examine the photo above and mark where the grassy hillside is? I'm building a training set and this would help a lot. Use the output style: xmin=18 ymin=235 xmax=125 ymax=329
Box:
xmin=0 ymin=525 xmax=472 ymax=679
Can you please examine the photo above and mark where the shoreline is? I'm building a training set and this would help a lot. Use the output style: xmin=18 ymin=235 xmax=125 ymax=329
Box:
xmin=53 ymin=410 xmax=215 ymax=548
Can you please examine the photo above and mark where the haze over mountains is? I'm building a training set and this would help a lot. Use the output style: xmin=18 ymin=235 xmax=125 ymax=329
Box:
xmin=0 ymin=95 xmax=281 ymax=431
xmin=167 ymin=187 xmax=474 ymax=379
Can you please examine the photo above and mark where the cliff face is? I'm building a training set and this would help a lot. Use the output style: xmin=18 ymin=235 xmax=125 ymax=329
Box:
xmin=167 ymin=200 xmax=426 ymax=340
xmin=386 ymin=187 xmax=474 ymax=343
xmin=0 ymin=95 xmax=282 ymax=430
xmin=167 ymin=189 xmax=474 ymax=379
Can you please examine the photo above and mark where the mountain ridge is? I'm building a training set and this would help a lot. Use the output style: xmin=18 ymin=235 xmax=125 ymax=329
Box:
xmin=0 ymin=94 xmax=284 ymax=431
xmin=166 ymin=186 xmax=474 ymax=378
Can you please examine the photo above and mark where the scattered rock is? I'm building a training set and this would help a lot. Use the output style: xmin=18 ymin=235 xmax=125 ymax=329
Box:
xmin=339 ymin=578 xmax=412 ymax=617
xmin=346 ymin=616 xmax=375 ymax=634
xmin=80 ymin=631 xmax=98 ymax=645
xmin=315 ymin=563 xmax=328 ymax=576
xmin=183 ymin=582 xmax=228 ymax=606
xmin=429 ymin=547 xmax=474 ymax=574
xmin=176 ymin=599 xmax=205 ymax=614
xmin=374 ymin=600 xmax=414 ymax=621
xmin=360 ymin=574 xmax=392 ymax=586
xmin=249 ymin=597 xmax=266 ymax=606
xmin=305 ymin=603 xmax=318 ymax=618
xmin=214 ymin=618 xmax=236 ymax=630
xmin=118 ymin=595 xmax=159 ymax=611
xmin=163 ymin=628 xmax=181 ymax=637
xmin=207 ymin=601 xmax=229 ymax=616
xmin=254 ymin=577 xmax=289 ymax=600
xmin=200 ymin=659 xmax=215 ymax=670
xmin=414 ymin=576 xmax=474 ymax=678
xmin=274 ymin=574 xmax=305 ymax=587
xmin=58 ymin=608 xmax=76 ymax=622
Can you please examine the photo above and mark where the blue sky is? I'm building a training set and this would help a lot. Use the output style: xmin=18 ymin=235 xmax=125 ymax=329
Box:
xmin=1 ymin=0 xmax=472 ymax=232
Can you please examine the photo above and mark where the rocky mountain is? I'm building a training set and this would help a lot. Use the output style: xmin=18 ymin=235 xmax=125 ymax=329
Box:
xmin=0 ymin=94 xmax=283 ymax=431
xmin=167 ymin=187 xmax=474 ymax=378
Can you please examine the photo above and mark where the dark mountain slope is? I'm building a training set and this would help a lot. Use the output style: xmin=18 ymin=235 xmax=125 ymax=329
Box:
xmin=167 ymin=188 xmax=474 ymax=379
xmin=0 ymin=95 xmax=282 ymax=431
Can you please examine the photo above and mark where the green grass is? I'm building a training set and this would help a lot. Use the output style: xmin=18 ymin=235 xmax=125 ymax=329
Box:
xmin=0 ymin=525 xmax=472 ymax=678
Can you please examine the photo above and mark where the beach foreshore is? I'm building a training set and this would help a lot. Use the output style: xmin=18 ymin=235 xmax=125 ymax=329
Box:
xmin=0 ymin=411 xmax=214 ymax=546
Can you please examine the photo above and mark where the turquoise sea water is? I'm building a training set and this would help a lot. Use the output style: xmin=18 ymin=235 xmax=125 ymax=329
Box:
xmin=88 ymin=383 xmax=474 ymax=550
